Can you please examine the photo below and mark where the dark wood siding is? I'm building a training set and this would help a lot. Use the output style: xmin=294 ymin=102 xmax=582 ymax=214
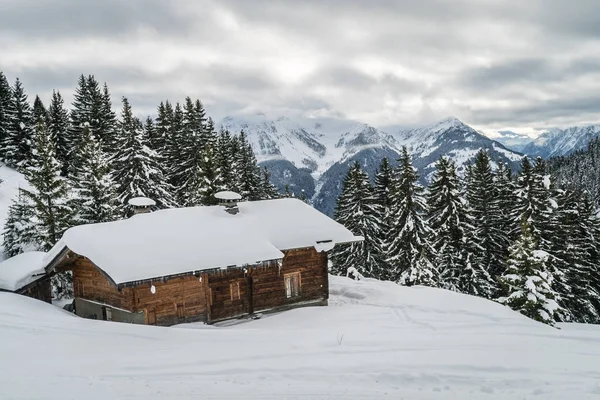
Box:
xmin=71 ymin=258 xmax=135 ymax=311
xmin=59 ymin=246 xmax=328 ymax=326
xmin=205 ymin=247 xmax=329 ymax=322
xmin=132 ymin=275 xmax=207 ymax=326
xmin=16 ymin=277 xmax=52 ymax=304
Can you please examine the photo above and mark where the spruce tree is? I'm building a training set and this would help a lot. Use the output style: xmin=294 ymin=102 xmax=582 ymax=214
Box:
xmin=20 ymin=119 xmax=73 ymax=249
xmin=216 ymin=128 xmax=236 ymax=191
xmin=235 ymin=131 xmax=262 ymax=200
xmin=112 ymin=98 xmax=175 ymax=212
xmin=32 ymin=95 xmax=48 ymax=125
xmin=552 ymin=190 xmax=600 ymax=323
xmin=464 ymin=150 xmax=505 ymax=296
xmin=513 ymin=157 xmax=555 ymax=249
xmin=69 ymin=125 xmax=120 ymax=225
xmin=0 ymin=71 xmax=14 ymax=152
xmin=371 ymin=157 xmax=395 ymax=280
xmin=330 ymin=162 xmax=383 ymax=278
xmin=3 ymin=78 xmax=35 ymax=171
xmin=260 ymin=168 xmax=280 ymax=200
xmin=427 ymin=157 xmax=467 ymax=291
xmin=498 ymin=223 xmax=565 ymax=326
xmin=47 ymin=90 xmax=70 ymax=174
xmin=494 ymin=162 xmax=518 ymax=246
xmin=152 ymin=101 xmax=173 ymax=154
xmin=387 ymin=147 xmax=436 ymax=285
xmin=2 ymin=189 xmax=38 ymax=257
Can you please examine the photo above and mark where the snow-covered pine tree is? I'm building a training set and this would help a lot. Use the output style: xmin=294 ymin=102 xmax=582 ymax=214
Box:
xmin=3 ymin=78 xmax=35 ymax=171
xmin=98 ymin=82 xmax=118 ymax=156
xmin=2 ymin=189 xmax=38 ymax=257
xmin=387 ymin=147 xmax=436 ymax=285
xmin=198 ymin=142 xmax=223 ymax=205
xmin=69 ymin=125 xmax=120 ymax=225
xmin=371 ymin=157 xmax=395 ymax=280
xmin=32 ymin=95 xmax=48 ymax=126
xmin=579 ymin=193 xmax=600 ymax=319
xmin=216 ymin=128 xmax=236 ymax=192
xmin=152 ymin=101 xmax=173 ymax=154
xmin=330 ymin=162 xmax=383 ymax=278
xmin=235 ymin=130 xmax=262 ymax=201
xmin=21 ymin=118 xmax=73 ymax=249
xmin=284 ymin=184 xmax=292 ymax=198
xmin=494 ymin=162 xmax=518 ymax=246
xmin=260 ymin=167 xmax=280 ymax=200
xmin=164 ymin=102 xmax=184 ymax=190
xmin=47 ymin=90 xmax=70 ymax=175
xmin=0 ymin=71 xmax=14 ymax=153
xmin=426 ymin=157 xmax=467 ymax=291
xmin=513 ymin=157 xmax=555 ymax=250
xmin=112 ymin=97 xmax=175 ymax=212
xmin=170 ymin=97 xmax=204 ymax=206
xmin=498 ymin=222 xmax=565 ymax=326
xmin=552 ymin=189 xmax=599 ymax=323
xmin=464 ymin=150 xmax=504 ymax=297
xmin=68 ymin=76 xmax=117 ymax=172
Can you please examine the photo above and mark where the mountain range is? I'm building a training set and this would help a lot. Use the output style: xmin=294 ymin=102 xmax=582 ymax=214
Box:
xmin=219 ymin=114 xmax=523 ymax=216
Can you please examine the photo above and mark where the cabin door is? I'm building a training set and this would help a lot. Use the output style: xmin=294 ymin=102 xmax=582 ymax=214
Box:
xmin=147 ymin=309 xmax=156 ymax=325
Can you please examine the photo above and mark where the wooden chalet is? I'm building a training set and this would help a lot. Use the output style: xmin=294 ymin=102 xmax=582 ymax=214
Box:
xmin=43 ymin=194 xmax=361 ymax=326
xmin=0 ymin=252 xmax=52 ymax=303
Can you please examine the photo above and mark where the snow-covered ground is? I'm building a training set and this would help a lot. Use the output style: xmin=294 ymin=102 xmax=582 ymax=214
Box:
xmin=1 ymin=276 xmax=599 ymax=399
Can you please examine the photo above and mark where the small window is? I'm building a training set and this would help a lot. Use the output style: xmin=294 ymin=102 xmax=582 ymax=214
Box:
xmin=105 ymin=308 xmax=112 ymax=321
xmin=230 ymin=282 xmax=241 ymax=300
xmin=176 ymin=303 xmax=185 ymax=319
xmin=284 ymin=272 xmax=301 ymax=298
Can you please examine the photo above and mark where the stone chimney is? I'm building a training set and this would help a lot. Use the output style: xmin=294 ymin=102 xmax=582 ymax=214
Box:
xmin=214 ymin=191 xmax=242 ymax=215
xmin=128 ymin=197 xmax=156 ymax=215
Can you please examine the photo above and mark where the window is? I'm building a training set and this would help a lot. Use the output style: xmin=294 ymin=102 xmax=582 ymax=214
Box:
xmin=230 ymin=282 xmax=241 ymax=301
xmin=284 ymin=272 xmax=301 ymax=298
xmin=176 ymin=303 xmax=185 ymax=319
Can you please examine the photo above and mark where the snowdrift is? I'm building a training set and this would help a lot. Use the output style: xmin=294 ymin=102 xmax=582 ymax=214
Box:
xmin=1 ymin=276 xmax=599 ymax=399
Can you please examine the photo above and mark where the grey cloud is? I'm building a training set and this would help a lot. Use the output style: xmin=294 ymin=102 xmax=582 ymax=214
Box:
xmin=0 ymin=0 xmax=194 ymax=39
xmin=2 ymin=0 xmax=600 ymax=130
xmin=470 ymin=94 xmax=600 ymax=126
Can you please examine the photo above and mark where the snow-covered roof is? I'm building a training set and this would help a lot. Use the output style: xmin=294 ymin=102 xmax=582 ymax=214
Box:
xmin=214 ymin=191 xmax=242 ymax=201
xmin=0 ymin=251 xmax=47 ymax=291
xmin=127 ymin=197 xmax=156 ymax=207
xmin=46 ymin=198 xmax=361 ymax=285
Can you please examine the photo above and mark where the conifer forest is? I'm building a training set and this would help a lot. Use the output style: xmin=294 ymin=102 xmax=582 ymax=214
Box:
xmin=1 ymin=71 xmax=599 ymax=327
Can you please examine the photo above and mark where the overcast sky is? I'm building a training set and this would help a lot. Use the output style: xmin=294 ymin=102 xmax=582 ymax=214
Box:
xmin=2 ymin=0 xmax=600 ymax=135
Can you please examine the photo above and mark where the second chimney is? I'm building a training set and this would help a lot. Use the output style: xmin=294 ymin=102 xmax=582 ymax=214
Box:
xmin=128 ymin=197 xmax=156 ymax=215
xmin=214 ymin=191 xmax=242 ymax=215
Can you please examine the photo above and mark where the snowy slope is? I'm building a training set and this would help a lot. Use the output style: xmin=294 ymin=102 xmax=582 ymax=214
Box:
xmin=521 ymin=125 xmax=600 ymax=158
xmin=219 ymin=113 xmax=396 ymax=176
xmin=1 ymin=276 xmax=599 ymax=399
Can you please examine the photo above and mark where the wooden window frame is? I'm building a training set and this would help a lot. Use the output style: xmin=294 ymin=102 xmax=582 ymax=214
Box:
xmin=230 ymin=282 xmax=241 ymax=301
xmin=284 ymin=272 xmax=301 ymax=299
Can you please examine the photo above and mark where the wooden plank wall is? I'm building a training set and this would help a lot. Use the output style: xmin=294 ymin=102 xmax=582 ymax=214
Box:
xmin=252 ymin=247 xmax=328 ymax=311
xmin=71 ymin=258 xmax=135 ymax=310
xmin=205 ymin=247 xmax=329 ymax=322
xmin=66 ymin=246 xmax=328 ymax=326
xmin=133 ymin=275 xmax=206 ymax=326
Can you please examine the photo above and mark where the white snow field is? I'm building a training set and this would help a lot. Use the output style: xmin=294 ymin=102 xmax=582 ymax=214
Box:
xmin=1 ymin=276 xmax=600 ymax=399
